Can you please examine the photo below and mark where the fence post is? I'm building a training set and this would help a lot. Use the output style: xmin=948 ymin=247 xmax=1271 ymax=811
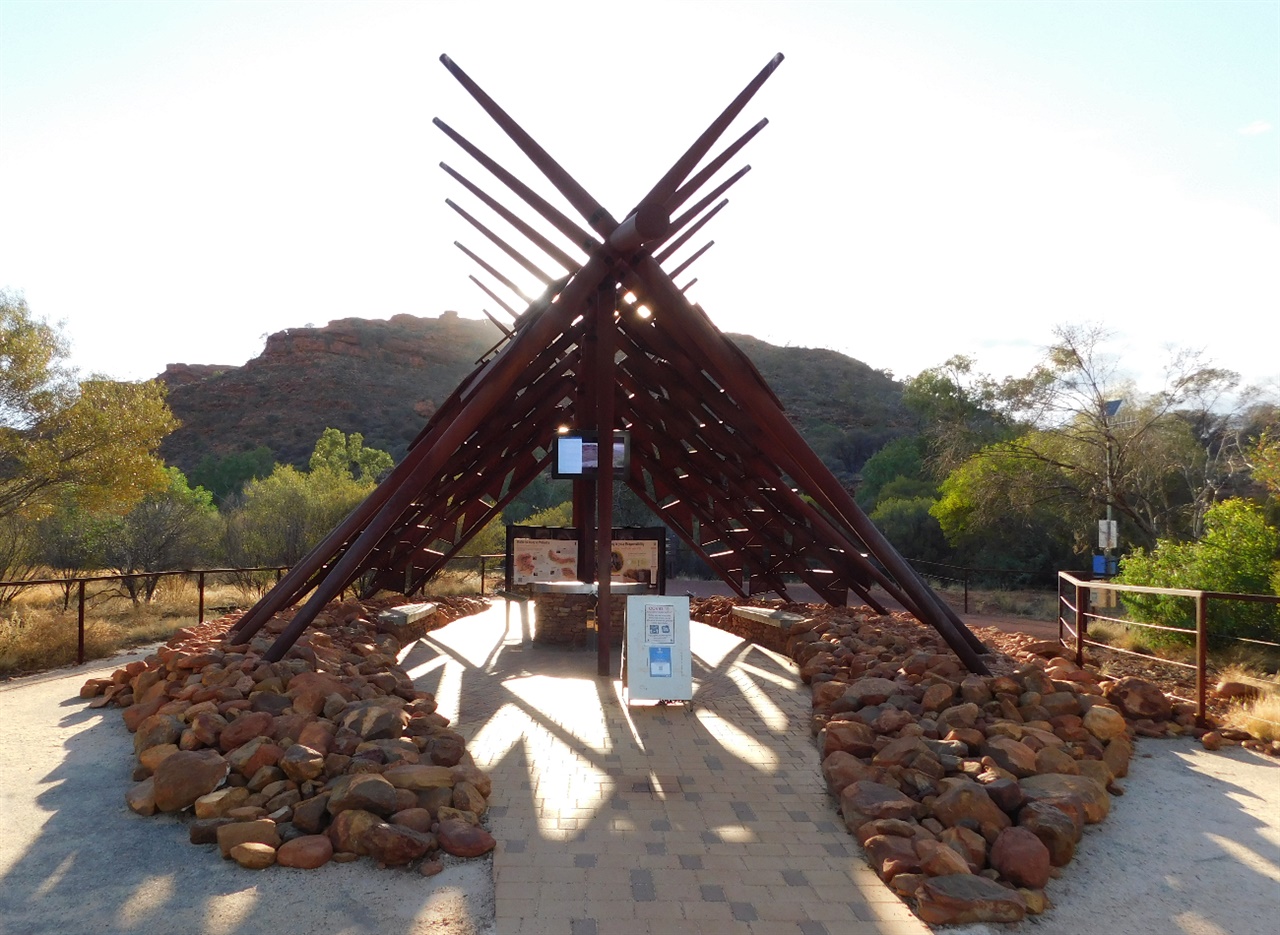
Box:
xmin=1074 ymin=581 xmax=1089 ymax=668
xmin=197 ymin=571 xmax=206 ymax=624
xmin=1195 ymin=591 xmax=1208 ymax=728
xmin=77 ymin=579 xmax=86 ymax=666
xmin=480 ymin=555 xmax=486 ymax=595
xmin=963 ymin=567 xmax=969 ymax=614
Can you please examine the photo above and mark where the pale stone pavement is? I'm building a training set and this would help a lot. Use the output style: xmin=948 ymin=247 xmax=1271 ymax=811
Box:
xmin=400 ymin=601 xmax=931 ymax=935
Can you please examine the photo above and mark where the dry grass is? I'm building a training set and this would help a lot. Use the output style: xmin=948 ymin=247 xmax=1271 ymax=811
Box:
xmin=0 ymin=576 xmax=251 ymax=678
xmin=1224 ymin=692 xmax=1280 ymax=742
xmin=935 ymin=584 xmax=1059 ymax=621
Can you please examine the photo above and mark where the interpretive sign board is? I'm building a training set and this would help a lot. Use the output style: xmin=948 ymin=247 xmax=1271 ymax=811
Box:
xmin=505 ymin=525 xmax=665 ymax=589
xmin=624 ymin=595 xmax=692 ymax=703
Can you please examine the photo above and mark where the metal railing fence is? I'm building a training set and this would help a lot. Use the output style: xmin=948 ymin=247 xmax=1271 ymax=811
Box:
xmin=1057 ymin=571 xmax=1280 ymax=727
xmin=0 ymin=566 xmax=289 ymax=665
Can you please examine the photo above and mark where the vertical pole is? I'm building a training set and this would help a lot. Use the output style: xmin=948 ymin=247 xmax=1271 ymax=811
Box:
xmin=77 ymin=580 xmax=86 ymax=666
xmin=198 ymin=571 xmax=206 ymax=624
xmin=480 ymin=555 xmax=486 ymax=595
xmin=1074 ymin=581 xmax=1089 ymax=668
xmin=963 ymin=567 xmax=969 ymax=615
xmin=1195 ymin=591 xmax=1208 ymax=728
xmin=595 ymin=285 xmax=616 ymax=678
xmin=575 ymin=316 xmax=598 ymax=585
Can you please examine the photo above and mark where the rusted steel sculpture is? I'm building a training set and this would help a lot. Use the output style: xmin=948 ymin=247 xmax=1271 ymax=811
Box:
xmin=231 ymin=53 xmax=990 ymax=675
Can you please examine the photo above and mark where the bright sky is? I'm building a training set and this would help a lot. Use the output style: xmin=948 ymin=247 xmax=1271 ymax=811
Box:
xmin=2 ymin=0 xmax=1277 ymax=397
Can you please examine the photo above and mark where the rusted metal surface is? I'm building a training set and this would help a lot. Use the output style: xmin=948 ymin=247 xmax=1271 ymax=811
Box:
xmin=235 ymin=51 xmax=992 ymax=674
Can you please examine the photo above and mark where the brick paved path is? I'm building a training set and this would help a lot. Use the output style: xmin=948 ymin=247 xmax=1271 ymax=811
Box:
xmin=401 ymin=602 xmax=930 ymax=935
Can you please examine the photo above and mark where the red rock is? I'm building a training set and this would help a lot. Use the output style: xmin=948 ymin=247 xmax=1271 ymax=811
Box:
xmin=328 ymin=773 xmax=399 ymax=817
xmin=226 ymin=737 xmax=284 ymax=778
xmin=1020 ymin=773 xmax=1110 ymax=824
xmin=916 ymin=873 xmax=1027 ymax=925
xmin=230 ymin=842 xmax=276 ymax=869
xmin=843 ymin=677 xmax=902 ymax=707
xmin=390 ymin=807 xmax=435 ymax=833
xmin=287 ymin=672 xmax=354 ymax=716
xmin=990 ymin=826 xmax=1051 ymax=888
xmin=938 ymin=826 xmax=986 ymax=872
xmin=1018 ymin=801 xmax=1080 ymax=866
xmin=452 ymin=780 xmax=487 ymax=816
xmin=292 ymin=794 xmax=332 ymax=834
xmin=126 ymin=778 xmax=157 ymax=815
xmin=219 ymin=711 xmax=275 ymax=752
xmin=277 ymin=834 xmax=334 ymax=869
xmin=1083 ymin=705 xmax=1127 ymax=742
xmin=916 ymin=839 xmax=973 ymax=877
xmin=450 ymin=764 xmax=492 ymax=798
xmin=1101 ymin=735 xmax=1131 ymax=778
xmin=153 ymin=749 xmax=229 ymax=812
xmin=216 ymin=819 xmax=281 ymax=858
xmin=840 ymin=781 xmax=922 ymax=831
xmin=1034 ymin=746 xmax=1080 ymax=776
xmin=823 ymin=719 xmax=878 ymax=758
xmin=122 ymin=696 xmax=166 ymax=732
xmin=278 ymin=744 xmax=326 ymax=783
xmin=188 ymin=711 xmax=227 ymax=747
xmin=297 ymin=721 xmax=336 ymax=756
xmin=134 ymin=714 xmax=184 ymax=754
xmin=327 ymin=808 xmax=381 ymax=855
xmin=138 ymin=743 xmax=179 ymax=775
xmin=363 ymin=821 xmax=433 ymax=865
xmin=980 ymin=737 xmax=1038 ymax=778
xmin=1103 ymin=677 xmax=1172 ymax=721
xmin=864 ymin=834 xmax=922 ymax=881
xmin=921 ymin=683 xmax=955 ymax=712
xmin=339 ymin=702 xmax=406 ymax=741
xmin=194 ymin=786 xmax=251 ymax=819
xmin=436 ymin=818 xmax=496 ymax=858
xmin=382 ymin=764 xmax=454 ymax=791
xmin=932 ymin=784 xmax=1011 ymax=841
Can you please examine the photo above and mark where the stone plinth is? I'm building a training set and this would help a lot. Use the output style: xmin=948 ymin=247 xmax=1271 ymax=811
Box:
xmin=531 ymin=581 xmax=647 ymax=645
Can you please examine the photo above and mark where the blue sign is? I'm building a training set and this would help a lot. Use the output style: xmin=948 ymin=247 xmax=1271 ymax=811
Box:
xmin=648 ymin=645 xmax=672 ymax=678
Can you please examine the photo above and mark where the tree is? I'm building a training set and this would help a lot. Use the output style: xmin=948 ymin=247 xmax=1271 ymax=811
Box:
xmin=309 ymin=428 xmax=393 ymax=482
xmin=902 ymin=355 xmax=1017 ymax=477
xmin=32 ymin=497 xmax=111 ymax=609
xmin=221 ymin=430 xmax=393 ymax=568
xmin=0 ymin=292 xmax=176 ymax=523
xmin=857 ymin=435 xmax=928 ymax=510
xmin=1012 ymin=325 xmax=1238 ymax=542
xmin=869 ymin=496 xmax=951 ymax=566
xmin=944 ymin=325 xmax=1240 ymax=553
xmin=1117 ymin=498 xmax=1279 ymax=645
xmin=931 ymin=441 xmax=1079 ymax=582
xmin=103 ymin=468 xmax=220 ymax=603
xmin=189 ymin=446 xmax=275 ymax=505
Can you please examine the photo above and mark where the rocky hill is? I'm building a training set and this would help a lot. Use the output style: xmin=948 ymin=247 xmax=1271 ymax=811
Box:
xmin=159 ymin=312 xmax=503 ymax=471
xmin=158 ymin=314 xmax=914 ymax=481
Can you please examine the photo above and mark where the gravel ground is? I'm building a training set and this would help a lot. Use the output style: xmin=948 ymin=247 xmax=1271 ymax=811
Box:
xmin=3 ymin=618 xmax=1278 ymax=935
xmin=952 ymin=737 xmax=1280 ymax=935
xmin=0 ymin=648 xmax=495 ymax=935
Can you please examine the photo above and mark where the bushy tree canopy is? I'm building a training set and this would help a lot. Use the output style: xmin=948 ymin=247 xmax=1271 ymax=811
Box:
xmin=0 ymin=292 xmax=175 ymax=523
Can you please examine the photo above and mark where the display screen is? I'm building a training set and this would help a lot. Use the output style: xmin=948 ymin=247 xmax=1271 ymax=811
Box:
xmin=551 ymin=431 xmax=630 ymax=478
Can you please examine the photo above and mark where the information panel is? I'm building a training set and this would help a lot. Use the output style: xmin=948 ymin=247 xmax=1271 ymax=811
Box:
xmin=624 ymin=595 xmax=692 ymax=703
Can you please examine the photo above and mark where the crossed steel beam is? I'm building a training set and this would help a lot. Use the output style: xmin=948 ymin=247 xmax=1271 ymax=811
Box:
xmin=229 ymin=53 xmax=989 ymax=675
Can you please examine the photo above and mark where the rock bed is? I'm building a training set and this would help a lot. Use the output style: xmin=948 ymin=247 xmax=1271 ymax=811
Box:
xmin=80 ymin=594 xmax=495 ymax=874
xmin=690 ymin=595 xmax=1253 ymax=926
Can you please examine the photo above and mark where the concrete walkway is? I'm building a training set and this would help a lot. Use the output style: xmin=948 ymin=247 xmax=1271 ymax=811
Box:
xmin=403 ymin=601 xmax=930 ymax=935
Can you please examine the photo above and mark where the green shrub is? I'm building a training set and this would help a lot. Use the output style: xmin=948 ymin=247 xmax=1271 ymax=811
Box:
xmin=1117 ymin=499 xmax=1279 ymax=647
